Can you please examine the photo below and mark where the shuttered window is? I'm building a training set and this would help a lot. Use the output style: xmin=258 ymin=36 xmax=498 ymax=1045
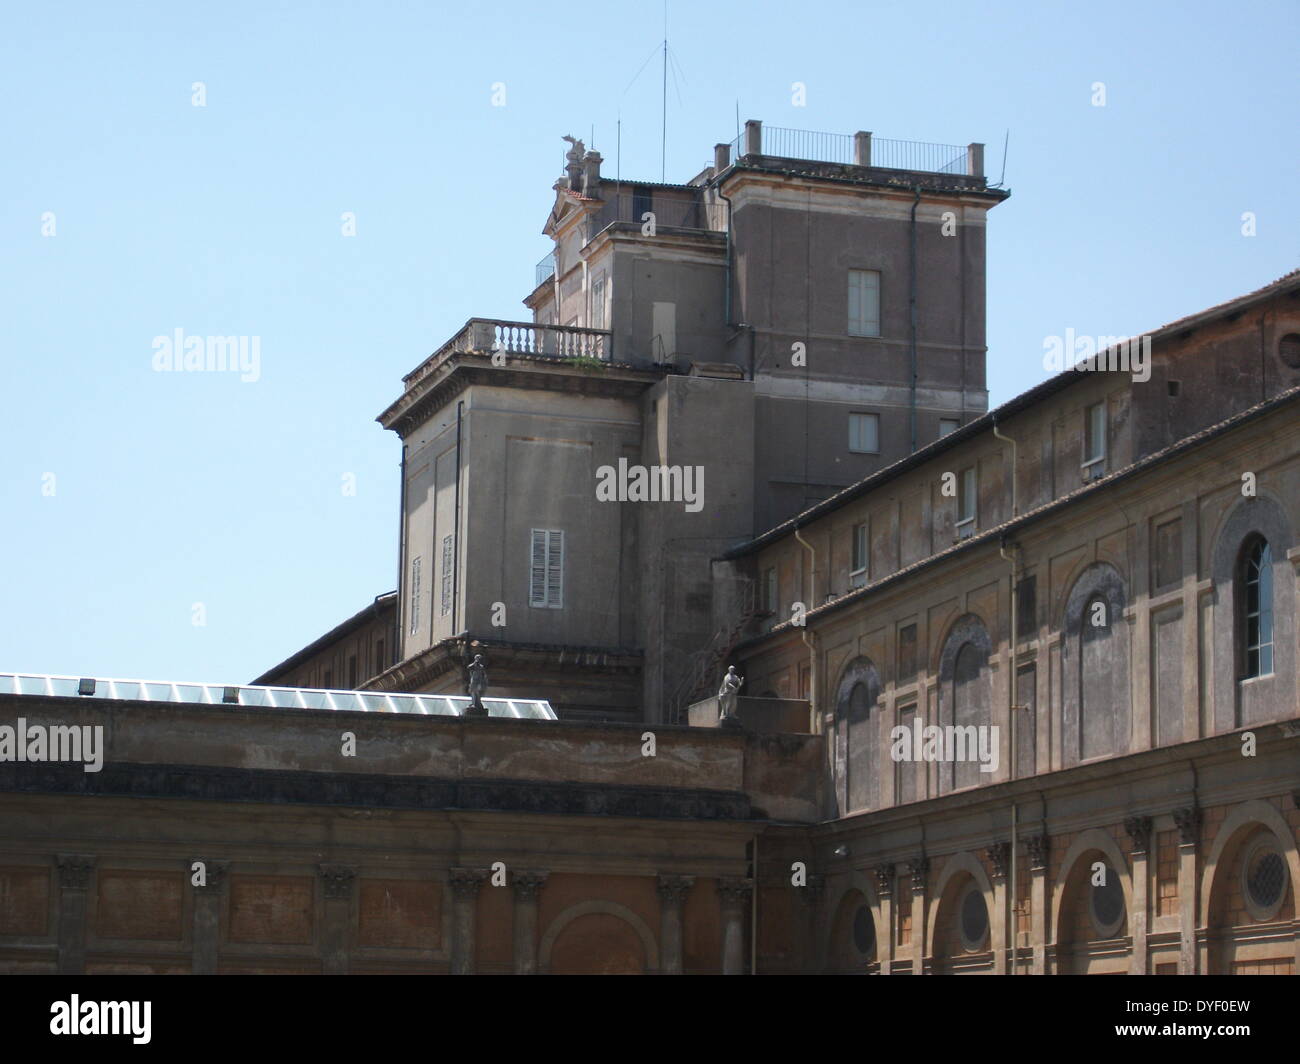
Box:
xmin=440 ymin=534 xmax=454 ymax=616
xmin=409 ymin=556 xmax=422 ymax=634
xmin=848 ymin=269 xmax=881 ymax=337
xmin=529 ymin=529 xmax=564 ymax=609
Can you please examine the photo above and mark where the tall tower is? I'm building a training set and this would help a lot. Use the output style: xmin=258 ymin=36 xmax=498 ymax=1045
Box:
xmin=377 ymin=122 xmax=1008 ymax=724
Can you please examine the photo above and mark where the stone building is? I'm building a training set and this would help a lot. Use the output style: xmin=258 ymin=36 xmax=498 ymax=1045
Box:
xmin=269 ymin=121 xmax=1007 ymax=723
xmin=1 ymin=124 xmax=1296 ymax=975
xmin=717 ymin=268 xmax=1300 ymax=974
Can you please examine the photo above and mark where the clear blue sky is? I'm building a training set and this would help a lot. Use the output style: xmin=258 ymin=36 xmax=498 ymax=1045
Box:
xmin=2 ymin=0 xmax=1296 ymax=684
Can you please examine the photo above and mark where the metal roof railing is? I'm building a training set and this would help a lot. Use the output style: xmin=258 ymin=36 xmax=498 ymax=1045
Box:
xmin=0 ymin=672 xmax=557 ymax=720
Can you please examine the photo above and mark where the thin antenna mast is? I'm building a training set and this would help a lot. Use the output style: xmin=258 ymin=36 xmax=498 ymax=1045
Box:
xmin=661 ymin=1 xmax=668 ymax=181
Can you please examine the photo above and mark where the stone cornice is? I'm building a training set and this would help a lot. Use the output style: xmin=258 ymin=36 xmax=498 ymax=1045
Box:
xmin=364 ymin=636 xmax=644 ymax=694
xmin=378 ymin=355 xmax=662 ymax=438
xmin=2 ymin=762 xmax=752 ymax=821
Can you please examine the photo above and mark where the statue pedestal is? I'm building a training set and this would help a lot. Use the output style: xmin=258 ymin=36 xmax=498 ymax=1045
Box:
xmin=719 ymin=714 xmax=744 ymax=730
xmin=463 ymin=700 xmax=489 ymax=718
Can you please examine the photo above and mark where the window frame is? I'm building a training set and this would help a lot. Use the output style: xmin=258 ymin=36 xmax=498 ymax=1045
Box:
xmin=408 ymin=556 xmax=423 ymax=635
xmin=1082 ymin=400 xmax=1107 ymax=474
xmin=956 ymin=466 xmax=977 ymax=536
xmin=849 ymin=522 xmax=868 ymax=589
xmin=958 ymin=882 xmax=990 ymax=953
xmin=848 ymin=411 xmax=880 ymax=454
xmin=440 ymin=534 xmax=454 ymax=617
xmin=847 ymin=269 xmax=881 ymax=338
xmin=759 ymin=566 xmax=778 ymax=617
xmin=529 ymin=528 xmax=565 ymax=609
xmin=1241 ymin=538 xmax=1274 ymax=680
xmin=590 ymin=274 xmax=606 ymax=330
xmin=1240 ymin=834 xmax=1286 ymax=922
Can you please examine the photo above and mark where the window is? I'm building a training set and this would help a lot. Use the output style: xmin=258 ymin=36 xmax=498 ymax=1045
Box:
xmin=850 ymin=522 xmax=868 ymax=589
xmin=939 ymin=418 xmax=960 ymax=438
xmin=375 ymin=639 xmax=385 ymax=673
xmin=956 ymin=467 xmax=976 ymax=534
xmin=1242 ymin=539 xmax=1274 ymax=678
xmin=529 ymin=529 xmax=564 ymax=608
xmin=1278 ymin=333 xmax=1300 ymax=369
xmin=847 ymin=269 xmax=881 ymax=337
xmin=848 ymin=412 xmax=879 ymax=454
xmin=1090 ymin=862 xmax=1126 ymax=938
xmin=894 ymin=702 xmax=917 ymax=804
xmin=440 ymin=534 xmax=454 ymax=616
xmin=632 ymin=185 xmax=653 ymax=223
xmin=1015 ymin=575 xmax=1037 ymax=641
xmin=347 ymin=654 xmax=358 ymax=688
xmin=851 ymin=904 xmax=875 ymax=957
xmin=322 ymin=669 xmax=332 ymax=689
xmin=1083 ymin=401 xmax=1106 ymax=473
xmin=409 ymin=556 xmax=422 ymax=634
xmin=959 ymin=883 xmax=989 ymax=952
xmin=760 ymin=566 xmax=778 ymax=615
xmin=1153 ymin=519 xmax=1183 ymax=590
xmin=1241 ymin=835 xmax=1286 ymax=921
xmin=897 ymin=624 xmax=917 ymax=683
xmin=591 ymin=275 xmax=606 ymax=330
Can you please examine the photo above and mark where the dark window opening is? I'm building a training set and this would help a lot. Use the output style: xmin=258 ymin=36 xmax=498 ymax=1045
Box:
xmin=1015 ymin=575 xmax=1036 ymax=641
xmin=897 ymin=624 xmax=917 ymax=683
xmin=632 ymin=185 xmax=653 ymax=224
xmin=1242 ymin=538 xmax=1274 ymax=678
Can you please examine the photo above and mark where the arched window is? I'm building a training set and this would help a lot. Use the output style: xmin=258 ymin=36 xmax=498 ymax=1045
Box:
xmin=834 ymin=659 xmax=880 ymax=814
xmin=1080 ymin=594 xmax=1115 ymax=759
xmin=937 ymin=615 xmax=993 ymax=794
xmin=1062 ymin=563 xmax=1129 ymax=765
xmin=1241 ymin=538 xmax=1274 ymax=679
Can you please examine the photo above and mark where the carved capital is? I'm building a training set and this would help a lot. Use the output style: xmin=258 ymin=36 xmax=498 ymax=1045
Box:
xmin=986 ymin=842 xmax=1011 ymax=881
xmin=190 ymin=858 xmax=229 ymax=894
xmin=56 ymin=855 xmax=94 ymax=891
xmin=906 ymin=857 xmax=930 ymax=892
xmin=1026 ymin=834 xmax=1050 ymax=871
xmin=656 ymin=874 xmax=695 ymax=906
xmin=717 ymin=877 xmax=753 ymax=908
xmin=449 ymin=867 xmax=489 ymax=899
xmin=873 ymin=863 xmax=896 ymax=895
xmin=318 ymin=863 xmax=356 ymax=900
xmin=512 ymin=870 xmax=550 ymax=902
xmin=1124 ymin=816 xmax=1154 ymax=855
xmin=1173 ymin=807 xmax=1202 ymax=847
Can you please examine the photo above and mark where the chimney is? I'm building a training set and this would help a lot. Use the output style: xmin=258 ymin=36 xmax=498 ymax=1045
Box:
xmin=582 ymin=151 xmax=603 ymax=197
xmin=854 ymin=131 xmax=872 ymax=167
xmin=743 ymin=119 xmax=762 ymax=158
xmin=714 ymin=142 xmax=731 ymax=172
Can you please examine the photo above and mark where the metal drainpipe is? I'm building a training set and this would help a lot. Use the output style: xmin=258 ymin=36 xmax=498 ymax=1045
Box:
xmin=794 ymin=527 xmax=817 ymax=733
xmin=909 ymin=186 xmax=921 ymax=454
xmin=751 ymin=832 xmax=759 ymax=975
xmin=453 ymin=400 xmax=463 ymax=636
xmin=715 ymin=183 xmax=735 ymax=328
xmin=397 ymin=443 xmax=407 ymax=664
xmin=993 ymin=414 xmax=1020 ymax=973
